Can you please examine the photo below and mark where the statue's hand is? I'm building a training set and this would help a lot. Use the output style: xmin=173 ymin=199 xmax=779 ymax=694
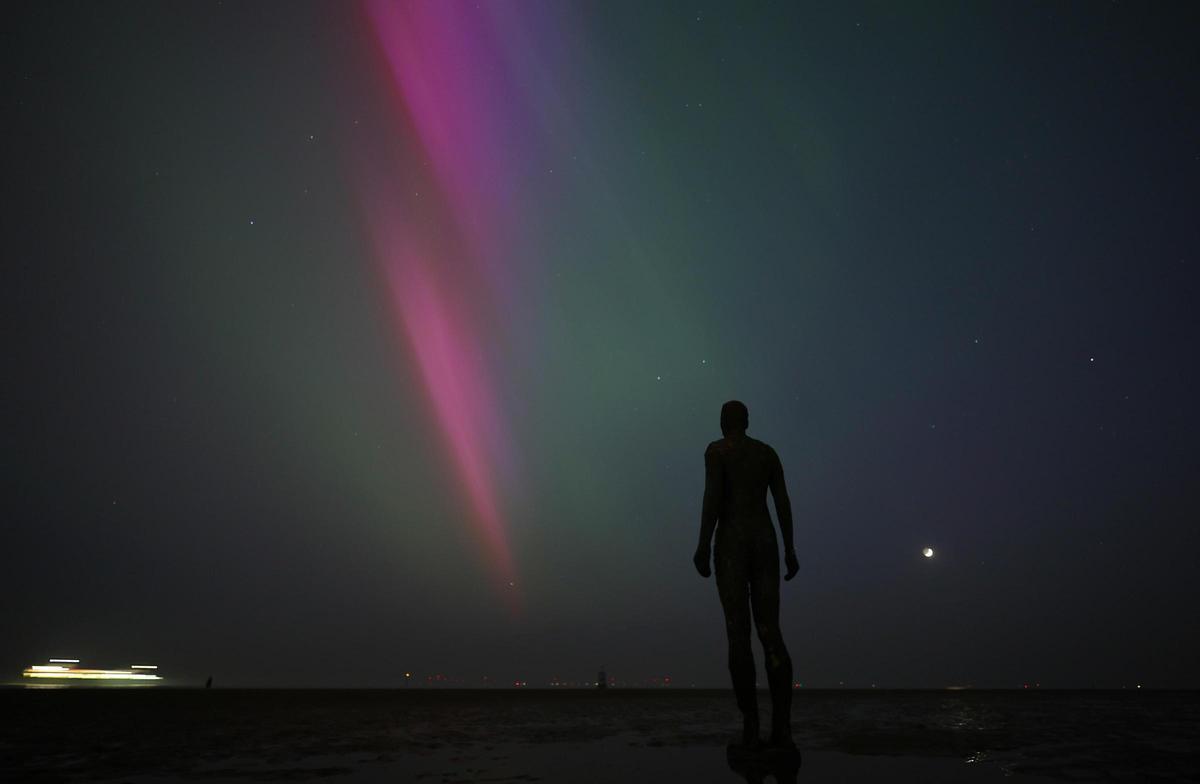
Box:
xmin=693 ymin=545 xmax=712 ymax=578
xmin=784 ymin=550 xmax=799 ymax=581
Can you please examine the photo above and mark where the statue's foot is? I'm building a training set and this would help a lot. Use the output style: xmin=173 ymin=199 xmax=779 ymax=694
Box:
xmin=726 ymin=717 xmax=761 ymax=754
xmin=743 ymin=717 xmax=762 ymax=748
xmin=767 ymin=728 xmax=796 ymax=752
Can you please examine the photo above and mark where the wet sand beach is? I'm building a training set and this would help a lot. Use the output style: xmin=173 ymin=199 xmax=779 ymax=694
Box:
xmin=4 ymin=689 xmax=1197 ymax=782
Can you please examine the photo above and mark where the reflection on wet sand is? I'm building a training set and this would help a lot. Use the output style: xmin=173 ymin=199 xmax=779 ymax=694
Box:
xmin=726 ymin=744 xmax=801 ymax=784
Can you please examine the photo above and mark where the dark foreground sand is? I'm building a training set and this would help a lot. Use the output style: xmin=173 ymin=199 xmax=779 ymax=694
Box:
xmin=118 ymin=738 xmax=1045 ymax=784
xmin=4 ymin=688 xmax=1197 ymax=782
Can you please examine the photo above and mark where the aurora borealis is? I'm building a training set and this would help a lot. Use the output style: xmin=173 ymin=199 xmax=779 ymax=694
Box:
xmin=5 ymin=1 xmax=1199 ymax=688
xmin=357 ymin=0 xmax=540 ymax=590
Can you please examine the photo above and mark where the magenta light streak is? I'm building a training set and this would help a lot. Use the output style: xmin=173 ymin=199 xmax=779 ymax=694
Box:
xmin=364 ymin=0 xmax=524 ymax=301
xmin=386 ymin=245 xmax=512 ymax=580
xmin=359 ymin=184 xmax=516 ymax=588
xmin=355 ymin=0 xmax=535 ymax=592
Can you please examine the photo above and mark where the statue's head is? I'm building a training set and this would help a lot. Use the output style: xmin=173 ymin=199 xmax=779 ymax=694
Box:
xmin=720 ymin=400 xmax=749 ymax=436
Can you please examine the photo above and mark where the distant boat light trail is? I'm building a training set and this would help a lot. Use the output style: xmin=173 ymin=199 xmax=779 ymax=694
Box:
xmin=23 ymin=668 xmax=162 ymax=681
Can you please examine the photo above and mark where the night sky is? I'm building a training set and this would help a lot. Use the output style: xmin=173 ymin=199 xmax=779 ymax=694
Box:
xmin=5 ymin=1 xmax=1199 ymax=689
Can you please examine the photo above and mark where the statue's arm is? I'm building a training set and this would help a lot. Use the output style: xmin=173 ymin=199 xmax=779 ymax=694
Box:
xmin=697 ymin=446 xmax=722 ymax=551
xmin=769 ymin=447 xmax=795 ymax=554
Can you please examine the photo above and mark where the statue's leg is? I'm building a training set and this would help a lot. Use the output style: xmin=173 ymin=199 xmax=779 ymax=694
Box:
xmin=716 ymin=543 xmax=758 ymax=746
xmin=750 ymin=538 xmax=793 ymax=748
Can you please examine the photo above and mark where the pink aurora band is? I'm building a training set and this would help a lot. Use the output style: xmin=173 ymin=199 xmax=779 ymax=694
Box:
xmin=355 ymin=1 xmax=541 ymax=591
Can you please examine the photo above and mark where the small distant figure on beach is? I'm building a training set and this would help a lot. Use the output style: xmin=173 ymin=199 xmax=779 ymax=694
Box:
xmin=597 ymin=667 xmax=607 ymax=690
xmin=205 ymin=675 xmax=212 ymax=689
xmin=693 ymin=400 xmax=799 ymax=754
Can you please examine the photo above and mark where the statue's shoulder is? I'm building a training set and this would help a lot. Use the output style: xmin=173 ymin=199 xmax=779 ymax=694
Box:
xmin=749 ymin=437 xmax=778 ymax=459
xmin=705 ymin=438 xmax=729 ymax=457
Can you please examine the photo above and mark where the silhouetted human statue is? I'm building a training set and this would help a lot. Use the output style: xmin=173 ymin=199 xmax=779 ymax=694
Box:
xmin=693 ymin=400 xmax=799 ymax=754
